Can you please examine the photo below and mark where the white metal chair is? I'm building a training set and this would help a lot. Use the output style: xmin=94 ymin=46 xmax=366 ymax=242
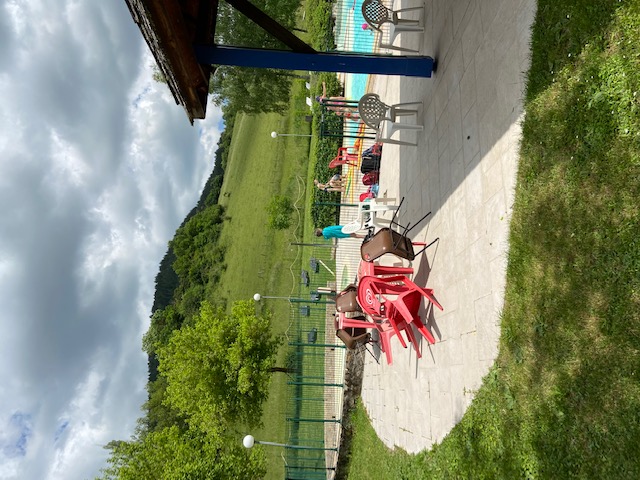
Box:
xmin=358 ymin=93 xmax=423 ymax=146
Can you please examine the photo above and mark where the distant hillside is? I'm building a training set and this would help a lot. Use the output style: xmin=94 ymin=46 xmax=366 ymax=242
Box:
xmin=146 ymin=114 xmax=234 ymax=383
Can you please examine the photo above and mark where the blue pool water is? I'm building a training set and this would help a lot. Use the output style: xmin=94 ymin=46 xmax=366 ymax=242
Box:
xmin=347 ymin=73 xmax=368 ymax=101
xmin=336 ymin=0 xmax=374 ymax=101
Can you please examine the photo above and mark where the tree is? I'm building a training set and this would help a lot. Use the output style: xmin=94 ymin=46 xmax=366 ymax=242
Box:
xmin=98 ymin=426 xmax=266 ymax=480
xmin=209 ymin=66 xmax=293 ymax=114
xmin=266 ymin=194 xmax=294 ymax=230
xmin=142 ymin=306 xmax=182 ymax=355
xmin=207 ymin=0 xmax=303 ymax=114
xmin=157 ymin=301 xmax=280 ymax=435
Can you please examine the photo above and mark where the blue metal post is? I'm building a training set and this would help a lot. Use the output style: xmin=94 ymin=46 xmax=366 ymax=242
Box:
xmin=194 ymin=45 xmax=435 ymax=77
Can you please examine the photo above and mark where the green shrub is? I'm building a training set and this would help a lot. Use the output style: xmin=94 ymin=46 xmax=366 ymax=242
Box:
xmin=267 ymin=195 xmax=294 ymax=230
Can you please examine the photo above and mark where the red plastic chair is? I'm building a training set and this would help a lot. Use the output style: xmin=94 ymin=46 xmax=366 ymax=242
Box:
xmin=367 ymin=275 xmax=443 ymax=312
xmin=336 ymin=311 xmax=371 ymax=330
xmin=373 ymin=317 xmax=420 ymax=365
xmin=337 ymin=310 xmax=417 ymax=365
xmin=328 ymin=146 xmax=359 ymax=169
xmin=357 ymin=275 xmax=443 ymax=346
xmin=357 ymin=259 xmax=413 ymax=281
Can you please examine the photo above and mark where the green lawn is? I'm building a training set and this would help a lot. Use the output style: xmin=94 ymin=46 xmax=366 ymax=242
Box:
xmin=344 ymin=1 xmax=640 ymax=478
xmin=213 ymin=79 xmax=319 ymax=479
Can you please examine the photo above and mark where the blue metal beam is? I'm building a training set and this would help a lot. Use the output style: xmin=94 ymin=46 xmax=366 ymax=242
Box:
xmin=194 ymin=45 xmax=435 ymax=78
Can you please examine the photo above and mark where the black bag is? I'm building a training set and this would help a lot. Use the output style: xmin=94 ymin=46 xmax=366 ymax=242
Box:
xmin=360 ymin=143 xmax=382 ymax=173
xmin=360 ymin=155 xmax=380 ymax=174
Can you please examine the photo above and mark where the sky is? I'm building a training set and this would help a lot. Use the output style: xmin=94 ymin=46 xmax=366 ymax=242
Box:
xmin=0 ymin=1 xmax=223 ymax=479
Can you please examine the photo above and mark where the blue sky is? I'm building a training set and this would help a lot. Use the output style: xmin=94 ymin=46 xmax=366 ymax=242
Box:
xmin=0 ymin=1 xmax=223 ymax=478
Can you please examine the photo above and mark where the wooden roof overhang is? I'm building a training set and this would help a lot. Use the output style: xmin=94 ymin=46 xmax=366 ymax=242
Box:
xmin=125 ymin=0 xmax=219 ymax=124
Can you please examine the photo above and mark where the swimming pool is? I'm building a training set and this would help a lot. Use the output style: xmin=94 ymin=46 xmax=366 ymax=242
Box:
xmin=335 ymin=0 xmax=374 ymax=101
xmin=346 ymin=73 xmax=368 ymax=101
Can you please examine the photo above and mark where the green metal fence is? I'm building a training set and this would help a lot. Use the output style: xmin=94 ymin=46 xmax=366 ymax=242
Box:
xmin=283 ymin=241 xmax=346 ymax=479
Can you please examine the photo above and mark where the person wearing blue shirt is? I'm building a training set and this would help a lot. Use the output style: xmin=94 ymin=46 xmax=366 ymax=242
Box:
xmin=315 ymin=225 xmax=365 ymax=239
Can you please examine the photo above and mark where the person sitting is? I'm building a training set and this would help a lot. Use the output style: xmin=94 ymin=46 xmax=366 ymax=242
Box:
xmin=314 ymin=174 xmax=345 ymax=193
xmin=315 ymin=225 xmax=366 ymax=239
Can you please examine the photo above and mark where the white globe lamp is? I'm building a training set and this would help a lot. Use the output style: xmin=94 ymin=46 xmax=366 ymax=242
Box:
xmin=243 ymin=435 xmax=255 ymax=449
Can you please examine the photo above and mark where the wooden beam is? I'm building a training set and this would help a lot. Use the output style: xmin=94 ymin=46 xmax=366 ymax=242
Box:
xmin=224 ymin=0 xmax=315 ymax=53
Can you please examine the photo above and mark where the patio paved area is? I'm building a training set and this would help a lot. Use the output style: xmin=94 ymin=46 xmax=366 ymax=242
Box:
xmin=337 ymin=0 xmax=537 ymax=453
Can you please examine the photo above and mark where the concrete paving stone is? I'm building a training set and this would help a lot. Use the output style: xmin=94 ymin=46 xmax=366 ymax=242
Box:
xmin=424 ymin=166 xmax=441 ymax=214
xmin=452 ymin=0 xmax=474 ymax=39
xmin=450 ymin=166 xmax=465 ymax=204
xmin=480 ymin=124 xmax=508 ymax=175
xmin=484 ymin=190 xmax=509 ymax=259
xmin=450 ymin=152 xmax=465 ymax=207
xmin=461 ymin=2 xmax=482 ymax=67
xmin=474 ymin=46 xmax=499 ymax=113
xmin=469 ymin=236 xmax=492 ymax=281
xmin=437 ymin=150 xmax=450 ymax=193
xmin=455 ymin=279 xmax=477 ymax=334
xmin=459 ymin=60 xmax=476 ymax=118
xmin=437 ymin=104 xmax=450 ymax=144
xmin=452 ymin=242 xmax=471 ymax=284
xmin=448 ymin=88 xmax=463 ymax=153
xmin=481 ymin=152 xmax=504 ymax=203
xmin=479 ymin=0 xmax=501 ymax=36
xmin=434 ymin=77 xmax=449 ymax=123
xmin=431 ymin=391 xmax=453 ymax=425
xmin=461 ymin=329 xmax=479 ymax=362
xmin=423 ymin=98 xmax=437 ymax=137
xmin=488 ymin=12 xmax=516 ymax=65
xmin=431 ymin=1 xmax=451 ymax=55
xmin=462 ymin=104 xmax=480 ymax=165
xmin=444 ymin=38 xmax=465 ymax=94
xmin=432 ymin=400 xmax=455 ymax=443
xmin=475 ymin=295 xmax=500 ymax=361
xmin=478 ymin=103 xmax=503 ymax=164
xmin=465 ymin=201 xmax=487 ymax=243
xmin=436 ymin=280 xmax=459 ymax=319
xmin=418 ymin=409 xmax=431 ymax=444
xmin=438 ymin=146 xmax=451 ymax=200
xmin=463 ymin=161 xmax=484 ymax=216
xmin=447 ymin=336 xmax=464 ymax=365
xmin=450 ymin=204 xmax=469 ymax=259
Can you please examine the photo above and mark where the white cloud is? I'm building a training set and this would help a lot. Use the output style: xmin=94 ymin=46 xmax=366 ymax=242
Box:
xmin=0 ymin=1 xmax=223 ymax=479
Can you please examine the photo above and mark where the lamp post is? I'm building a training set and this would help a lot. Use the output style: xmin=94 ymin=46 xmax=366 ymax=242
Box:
xmin=253 ymin=293 xmax=331 ymax=304
xmin=243 ymin=435 xmax=337 ymax=452
xmin=271 ymin=131 xmax=312 ymax=139
xmin=253 ymin=293 xmax=291 ymax=301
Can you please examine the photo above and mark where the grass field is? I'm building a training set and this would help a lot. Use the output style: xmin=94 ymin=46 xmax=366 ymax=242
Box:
xmin=343 ymin=0 xmax=640 ymax=478
xmin=214 ymin=79 xmax=320 ymax=479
